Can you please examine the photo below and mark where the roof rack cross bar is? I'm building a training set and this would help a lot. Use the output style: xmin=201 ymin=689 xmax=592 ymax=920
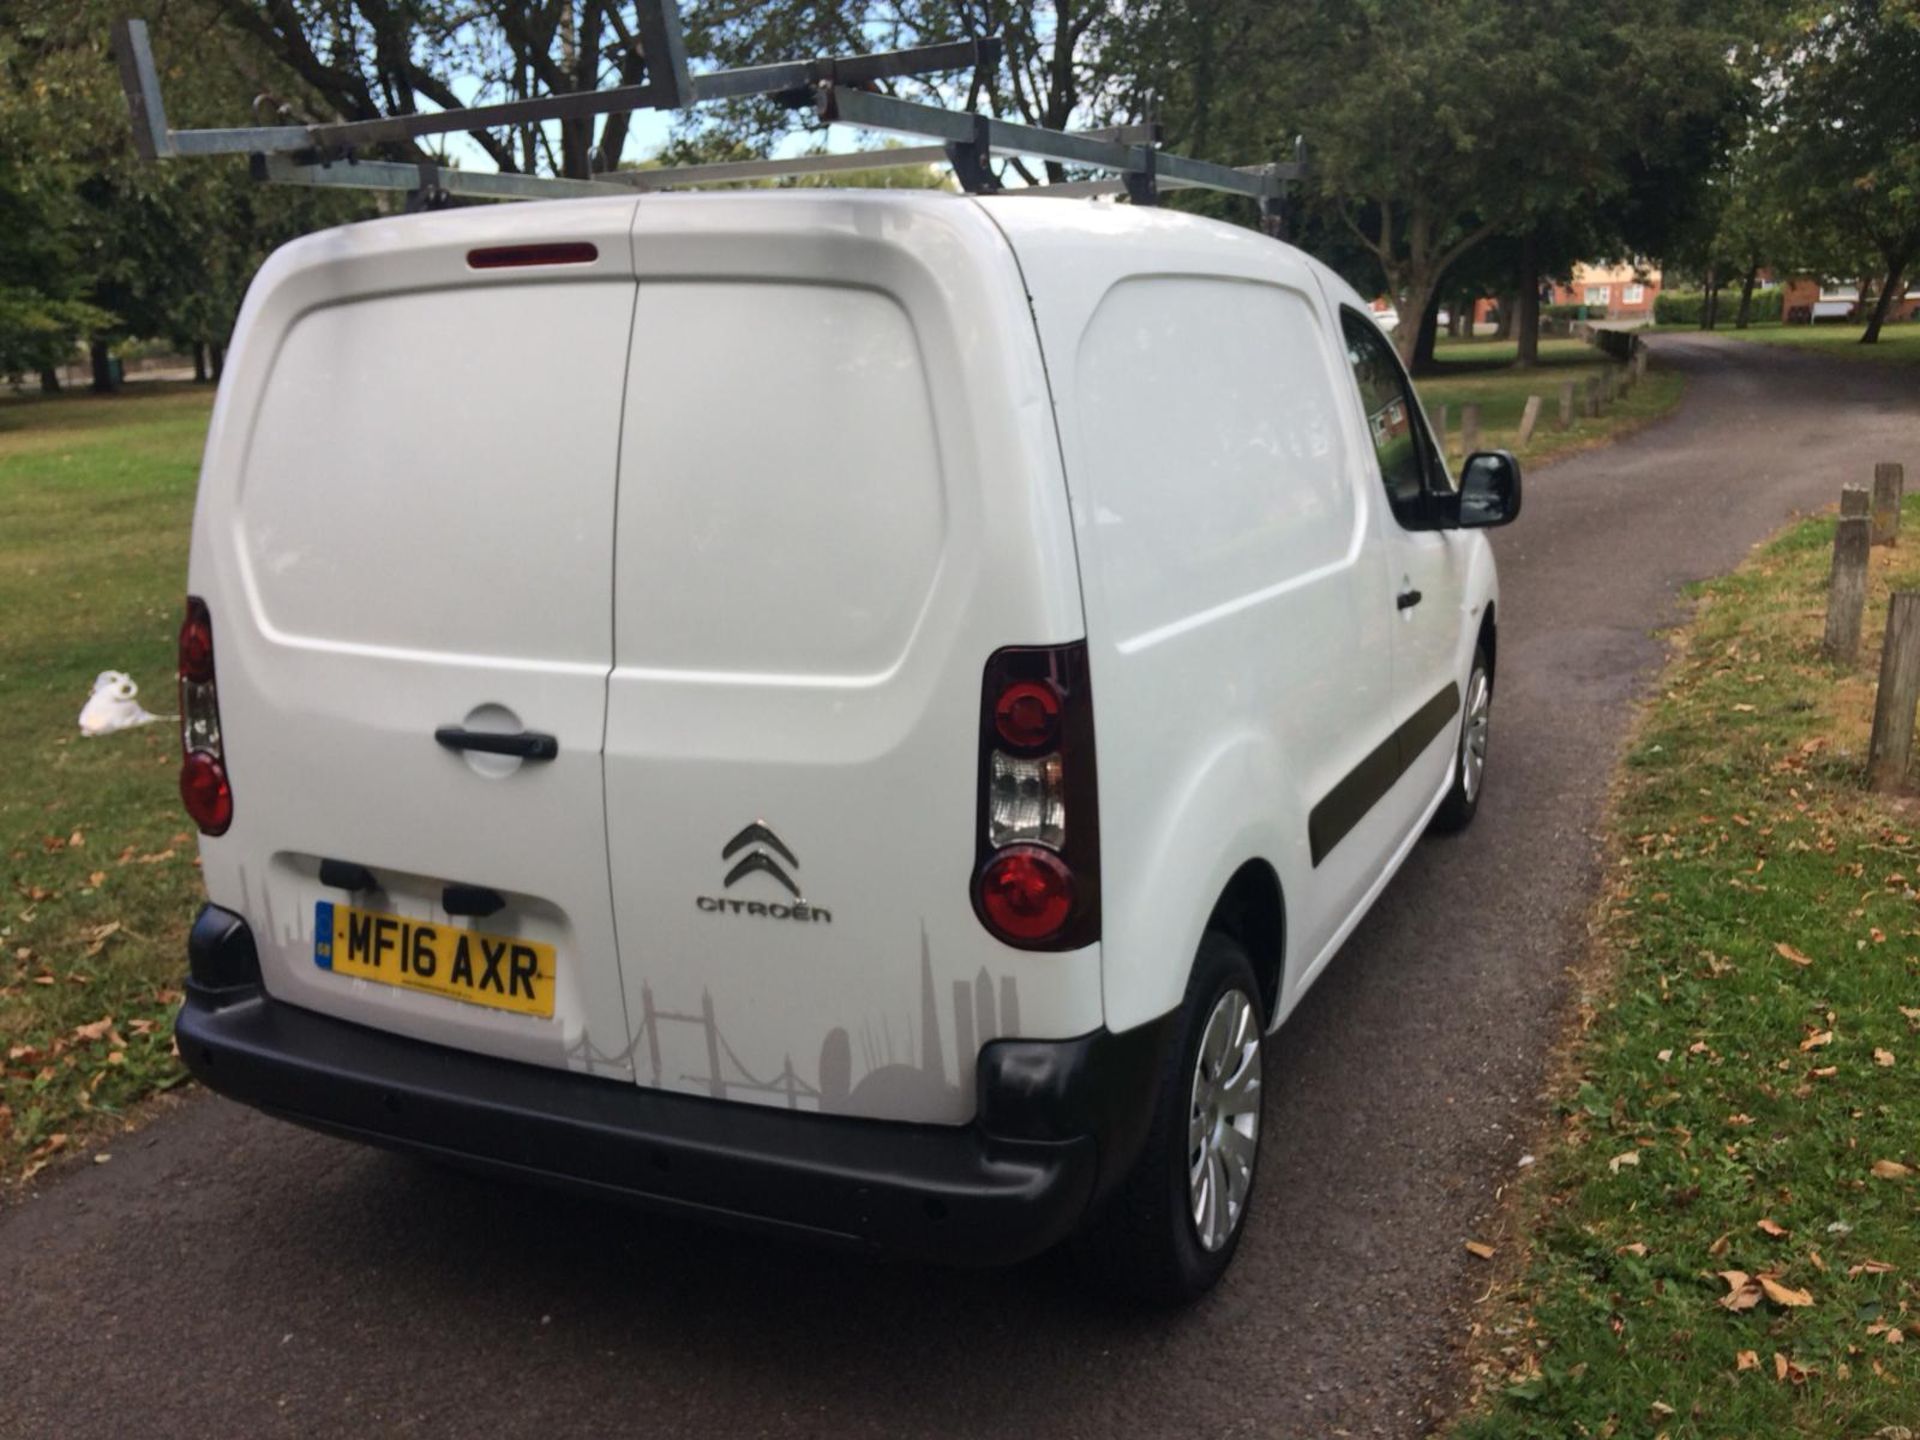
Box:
xmin=111 ymin=3 xmax=1305 ymax=213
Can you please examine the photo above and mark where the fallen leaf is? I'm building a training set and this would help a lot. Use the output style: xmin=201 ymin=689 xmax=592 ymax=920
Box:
xmin=1849 ymin=1259 xmax=1896 ymax=1277
xmin=1800 ymin=1030 xmax=1834 ymax=1051
xmin=1775 ymin=941 xmax=1814 ymax=967
xmin=1774 ymin=1352 xmax=1789 ymax=1381
xmin=67 ymin=830 xmax=84 ymax=848
xmin=1464 ymin=1240 xmax=1495 ymax=1260
xmin=71 ymin=1016 xmax=114 ymax=1043
xmin=1616 ymin=1242 xmax=1649 ymax=1257
xmin=86 ymin=870 xmax=106 ymax=888
xmin=1809 ymin=1249 xmax=1826 ymax=1272
xmin=1719 ymin=1271 xmax=1763 ymax=1311
xmin=1759 ymin=1274 xmax=1814 ymax=1307
xmin=1736 ymin=1349 xmax=1760 ymax=1372
xmin=1889 ymin=1329 xmax=1907 ymax=1346
xmin=1709 ymin=1231 xmax=1732 ymax=1257
xmin=1609 ymin=1149 xmax=1641 ymax=1173
xmin=1871 ymin=1159 xmax=1913 ymax=1181
xmin=1874 ymin=1049 xmax=1896 ymax=1068
xmin=1727 ymin=1113 xmax=1755 ymax=1127
xmin=1757 ymin=1217 xmax=1790 ymax=1238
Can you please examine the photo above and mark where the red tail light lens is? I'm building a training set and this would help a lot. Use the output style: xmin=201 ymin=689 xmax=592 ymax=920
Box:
xmin=180 ymin=751 xmax=233 ymax=835
xmin=972 ymin=642 xmax=1098 ymax=951
xmin=179 ymin=598 xmax=214 ymax=683
xmin=993 ymin=680 xmax=1061 ymax=751
xmin=979 ymin=847 xmax=1074 ymax=942
xmin=178 ymin=595 xmax=231 ymax=836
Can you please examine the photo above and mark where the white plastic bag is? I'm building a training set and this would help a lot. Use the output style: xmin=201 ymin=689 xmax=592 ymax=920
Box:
xmin=78 ymin=671 xmax=164 ymax=737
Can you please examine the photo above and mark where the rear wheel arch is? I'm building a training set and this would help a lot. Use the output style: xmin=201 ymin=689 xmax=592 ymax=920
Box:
xmin=1203 ymin=859 xmax=1285 ymax=1027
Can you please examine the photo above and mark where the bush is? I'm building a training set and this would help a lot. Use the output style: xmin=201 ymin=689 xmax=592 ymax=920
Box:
xmin=1655 ymin=288 xmax=1783 ymax=325
xmin=1544 ymin=302 xmax=1604 ymax=321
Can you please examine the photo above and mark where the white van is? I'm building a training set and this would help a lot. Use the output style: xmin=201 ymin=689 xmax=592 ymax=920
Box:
xmin=174 ymin=190 xmax=1516 ymax=1302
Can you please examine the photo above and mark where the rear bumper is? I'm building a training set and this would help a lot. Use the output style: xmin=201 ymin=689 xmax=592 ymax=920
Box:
xmin=180 ymin=903 xmax=1172 ymax=1266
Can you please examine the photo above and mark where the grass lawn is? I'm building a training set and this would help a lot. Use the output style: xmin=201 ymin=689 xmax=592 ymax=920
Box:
xmin=1455 ymin=498 xmax=1920 ymax=1437
xmin=1421 ymin=335 xmax=1686 ymax=468
xmin=0 ymin=383 xmax=213 ymax=1181
xmin=1670 ymin=320 xmax=1920 ymax=370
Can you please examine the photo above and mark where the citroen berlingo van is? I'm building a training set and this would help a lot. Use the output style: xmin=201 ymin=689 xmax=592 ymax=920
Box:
xmin=173 ymin=189 xmax=1517 ymax=1302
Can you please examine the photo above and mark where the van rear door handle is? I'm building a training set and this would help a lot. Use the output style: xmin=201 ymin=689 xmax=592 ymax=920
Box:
xmin=434 ymin=726 xmax=558 ymax=761
xmin=1396 ymin=589 xmax=1423 ymax=611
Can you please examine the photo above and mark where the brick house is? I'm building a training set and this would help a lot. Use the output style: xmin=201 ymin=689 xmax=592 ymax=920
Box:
xmin=1546 ymin=261 xmax=1661 ymax=320
xmin=1776 ymin=276 xmax=1920 ymax=325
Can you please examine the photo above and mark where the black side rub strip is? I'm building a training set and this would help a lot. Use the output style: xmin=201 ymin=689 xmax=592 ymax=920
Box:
xmin=1308 ymin=681 xmax=1461 ymax=867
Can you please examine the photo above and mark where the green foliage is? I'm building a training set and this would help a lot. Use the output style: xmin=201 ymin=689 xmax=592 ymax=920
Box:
xmin=1542 ymin=302 xmax=1603 ymax=321
xmin=0 ymin=0 xmax=371 ymax=379
xmin=1760 ymin=1 xmax=1920 ymax=339
xmin=1657 ymin=288 xmax=1784 ymax=325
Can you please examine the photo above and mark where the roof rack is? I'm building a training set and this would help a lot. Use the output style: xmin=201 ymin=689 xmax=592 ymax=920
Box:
xmin=110 ymin=3 xmax=1302 ymax=218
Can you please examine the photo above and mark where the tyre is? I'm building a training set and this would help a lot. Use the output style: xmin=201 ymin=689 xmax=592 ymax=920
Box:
xmin=1071 ymin=932 xmax=1265 ymax=1304
xmin=1430 ymin=643 xmax=1491 ymax=834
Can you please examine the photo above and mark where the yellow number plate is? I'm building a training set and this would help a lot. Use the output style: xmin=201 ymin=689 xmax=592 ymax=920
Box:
xmin=314 ymin=900 xmax=555 ymax=1018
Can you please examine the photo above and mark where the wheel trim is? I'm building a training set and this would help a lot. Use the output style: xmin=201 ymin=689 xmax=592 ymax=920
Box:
xmin=1461 ymin=665 xmax=1491 ymax=802
xmin=1187 ymin=988 xmax=1261 ymax=1253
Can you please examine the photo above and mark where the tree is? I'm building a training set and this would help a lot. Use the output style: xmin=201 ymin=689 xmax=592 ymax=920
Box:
xmin=1764 ymin=1 xmax=1920 ymax=343
xmin=1188 ymin=0 xmax=1752 ymax=367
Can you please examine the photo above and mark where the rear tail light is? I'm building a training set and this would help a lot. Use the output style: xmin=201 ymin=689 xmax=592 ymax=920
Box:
xmin=178 ymin=596 xmax=232 ymax=836
xmin=971 ymin=643 xmax=1099 ymax=950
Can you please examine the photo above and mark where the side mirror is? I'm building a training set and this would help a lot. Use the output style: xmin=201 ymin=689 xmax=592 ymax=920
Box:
xmin=1458 ymin=450 xmax=1522 ymax=528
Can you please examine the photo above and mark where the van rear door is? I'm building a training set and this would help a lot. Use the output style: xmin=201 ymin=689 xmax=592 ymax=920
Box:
xmin=190 ymin=202 xmax=640 ymax=1077
xmin=600 ymin=194 xmax=1098 ymax=1125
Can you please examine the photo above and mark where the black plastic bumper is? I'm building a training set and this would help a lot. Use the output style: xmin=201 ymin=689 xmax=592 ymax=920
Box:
xmin=180 ymin=904 xmax=1172 ymax=1266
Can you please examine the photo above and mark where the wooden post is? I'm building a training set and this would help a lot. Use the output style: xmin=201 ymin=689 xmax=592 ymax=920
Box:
xmin=1603 ymin=366 xmax=1617 ymax=404
xmin=1869 ymin=592 xmax=1920 ymax=790
xmin=1633 ymin=346 xmax=1648 ymax=382
xmin=1871 ymin=461 xmax=1905 ymax=547
xmin=1584 ymin=374 xmax=1602 ymax=418
xmin=1841 ymin=484 xmax=1870 ymax=519
xmin=1824 ymin=516 xmax=1871 ymax=660
xmin=1517 ymin=394 xmax=1543 ymax=445
xmin=1461 ymin=402 xmax=1481 ymax=456
xmin=1434 ymin=403 xmax=1449 ymax=458
xmin=1558 ymin=380 xmax=1575 ymax=430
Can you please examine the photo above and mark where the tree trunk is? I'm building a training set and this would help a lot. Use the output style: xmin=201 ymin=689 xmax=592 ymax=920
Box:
xmin=1516 ymin=233 xmax=1541 ymax=369
xmin=89 ymin=339 xmax=115 ymax=393
xmin=1700 ymin=265 xmax=1721 ymax=330
xmin=1410 ymin=290 xmax=1441 ymax=372
xmin=1862 ymin=255 xmax=1907 ymax=345
xmin=210 ymin=342 xmax=226 ymax=381
xmin=1734 ymin=263 xmax=1760 ymax=329
xmin=38 ymin=366 xmax=60 ymax=394
xmin=193 ymin=343 xmax=208 ymax=383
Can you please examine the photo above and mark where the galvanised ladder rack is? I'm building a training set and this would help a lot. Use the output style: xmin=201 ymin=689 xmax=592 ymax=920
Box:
xmin=110 ymin=2 xmax=1302 ymax=215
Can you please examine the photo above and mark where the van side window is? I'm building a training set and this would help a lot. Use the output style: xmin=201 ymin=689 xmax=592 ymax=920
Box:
xmin=1339 ymin=308 xmax=1441 ymax=529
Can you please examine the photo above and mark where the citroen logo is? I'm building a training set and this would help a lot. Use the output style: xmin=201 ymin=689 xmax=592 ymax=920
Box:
xmin=695 ymin=822 xmax=829 ymax=921
xmin=721 ymin=821 xmax=800 ymax=897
